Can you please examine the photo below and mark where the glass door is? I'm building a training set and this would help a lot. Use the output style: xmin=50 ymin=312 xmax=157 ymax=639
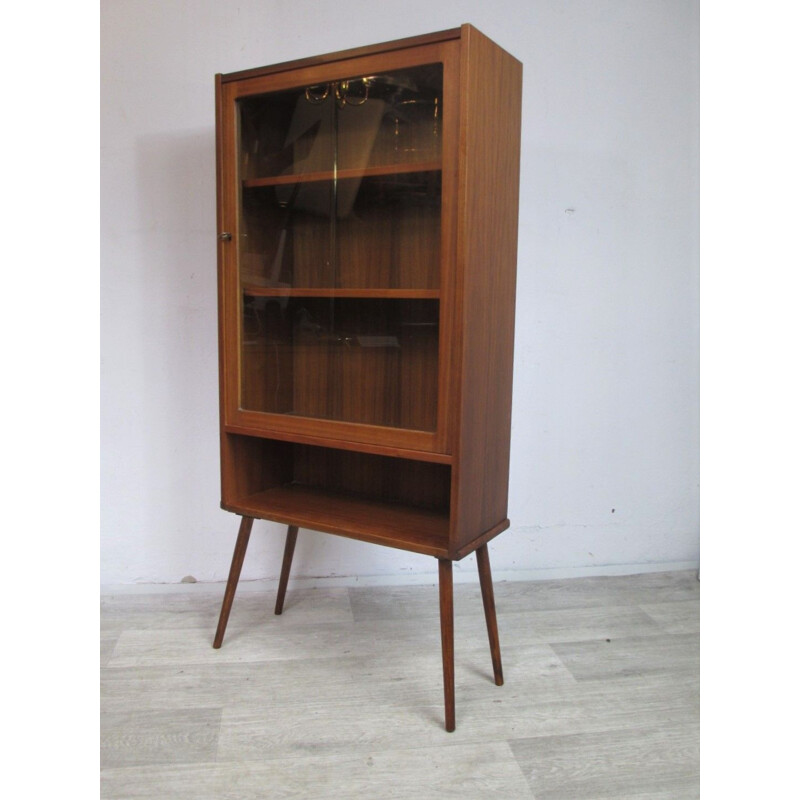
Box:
xmin=221 ymin=46 xmax=455 ymax=452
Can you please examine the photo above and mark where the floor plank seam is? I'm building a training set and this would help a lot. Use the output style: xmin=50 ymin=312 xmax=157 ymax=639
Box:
xmin=100 ymin=571 xmax=699 ymax=798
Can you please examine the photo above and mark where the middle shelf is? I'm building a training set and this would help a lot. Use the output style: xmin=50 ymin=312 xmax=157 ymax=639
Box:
xmin=239 ymin=165 xmax=442 ymax=293
xmin=242 ymin=160 xmax=442 ymax=188
xmin=242 ymin=286 xmax=439 ymax=298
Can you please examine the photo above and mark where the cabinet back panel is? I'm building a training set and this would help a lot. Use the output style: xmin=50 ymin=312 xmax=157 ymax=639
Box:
xmin=292 ymin=444 xmax=450 ymax=512
xmin=240 ymin=298 xmax=438 ymax=431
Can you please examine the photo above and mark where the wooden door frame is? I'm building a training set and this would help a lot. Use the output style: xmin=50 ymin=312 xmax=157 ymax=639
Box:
xmin=216 ymin=40 xmax=461 ymax=457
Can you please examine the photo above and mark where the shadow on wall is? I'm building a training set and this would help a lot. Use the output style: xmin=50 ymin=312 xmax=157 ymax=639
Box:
xmin=132 ymin=128 xmax=221 ymax=539
xmin=129 ymin=127 xmax=376 ymax=578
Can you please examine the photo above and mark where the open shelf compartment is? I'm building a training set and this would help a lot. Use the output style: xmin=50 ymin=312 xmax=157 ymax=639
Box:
xmin=222 ymin=434 xmax=451 ymax=557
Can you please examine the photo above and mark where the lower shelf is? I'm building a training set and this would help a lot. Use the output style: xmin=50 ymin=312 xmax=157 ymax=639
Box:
xmin=225 ymin=483 xmax=450 ymax=558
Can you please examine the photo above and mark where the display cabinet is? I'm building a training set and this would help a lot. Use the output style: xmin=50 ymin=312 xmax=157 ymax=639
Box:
xmin=212 ymin=24 xmax=522 ymax=731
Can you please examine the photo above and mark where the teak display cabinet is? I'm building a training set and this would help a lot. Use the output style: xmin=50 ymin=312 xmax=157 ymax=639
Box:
xmin=213 ymin=24 xmax=522 ymax=731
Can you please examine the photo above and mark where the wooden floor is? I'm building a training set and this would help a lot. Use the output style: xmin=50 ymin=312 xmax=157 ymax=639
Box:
xmin=101 ymin=570 xmax=699 ymax=799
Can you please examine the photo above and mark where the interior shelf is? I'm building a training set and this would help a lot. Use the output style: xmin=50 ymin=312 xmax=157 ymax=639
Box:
xmin=242 ymin=286 xmax=439 ymax=298
xmin=222 ymin=436 xmax=451 ymax=556
xmin=230 ymin=483 xmax=450 ymax=557
xmin=243 ymin=160 xmax=442 ymax=188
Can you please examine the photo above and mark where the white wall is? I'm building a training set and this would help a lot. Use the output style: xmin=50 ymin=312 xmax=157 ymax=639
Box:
xmin=101 ymin=0 xmax=699 ymax=586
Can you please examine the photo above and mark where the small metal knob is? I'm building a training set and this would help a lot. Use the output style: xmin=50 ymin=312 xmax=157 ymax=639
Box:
xmin=218 ymin=232 xmax=232 ymax=241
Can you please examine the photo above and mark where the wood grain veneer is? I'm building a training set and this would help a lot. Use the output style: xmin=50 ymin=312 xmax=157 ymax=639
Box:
xmin=214 ymin=25 xmax=522 ymax=732
xmin=242 ymin=288 xmax=440 ymax=298
xmin=228 ymin=485 xmax=449 ymax=557
xmin=242 ymin=161 xmax=442 ymax=188
xmin=449 ymin=24 xmax=522 ymax=554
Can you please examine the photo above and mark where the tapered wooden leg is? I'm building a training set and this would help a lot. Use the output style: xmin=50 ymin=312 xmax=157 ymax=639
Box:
xmin=213 ymin=516 xmax=254 ymax=649
xmin=476 ymin=544 xmax=504 ymax=686
xmin=438 ymin=558 xmax=455 ymax=732
xmin=274 ymin=525 xmax=298 ymax=615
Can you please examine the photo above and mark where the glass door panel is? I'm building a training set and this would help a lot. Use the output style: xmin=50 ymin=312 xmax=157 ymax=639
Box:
xmin=241 ymin=297 xmax=438 ymax=430
xmin=336 ymin=170 xmax=441 ymax=290
xmin=238 ymin=87 xmax=336 ymax=289
xmin=236 ymin=62 xmax=443 ymax=431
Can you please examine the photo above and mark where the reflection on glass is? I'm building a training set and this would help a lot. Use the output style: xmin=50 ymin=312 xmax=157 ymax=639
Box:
xmin=241 ymin=298 xmax=439 ymax=430
xmin=237 ymin=63 xmax=443 ymax=429
xmin=239 ymin=64 xmax=442 ymax=180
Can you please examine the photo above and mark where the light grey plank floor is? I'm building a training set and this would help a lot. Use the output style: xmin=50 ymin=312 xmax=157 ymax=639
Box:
xmin=101 ymin=570 xmax=699 ymax=799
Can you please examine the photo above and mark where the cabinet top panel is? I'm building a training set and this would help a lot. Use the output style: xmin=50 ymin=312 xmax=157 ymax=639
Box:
xmin=219 ymin=26 xmax=466 ymax=84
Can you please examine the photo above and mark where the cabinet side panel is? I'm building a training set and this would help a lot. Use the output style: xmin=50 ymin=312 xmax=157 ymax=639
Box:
xmin=221 ymin=434 xmax=293 ymax=508
xmin=451 ymin=26 xmax=522 ymax=552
